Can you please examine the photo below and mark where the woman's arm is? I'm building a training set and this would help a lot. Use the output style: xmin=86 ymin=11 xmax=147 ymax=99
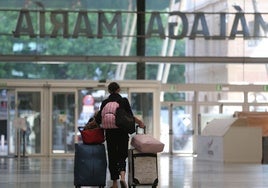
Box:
xmin=121 ymin=97 xmax=145 ymax=128
xmin=134 ymin=116 xmax=145 ymax=128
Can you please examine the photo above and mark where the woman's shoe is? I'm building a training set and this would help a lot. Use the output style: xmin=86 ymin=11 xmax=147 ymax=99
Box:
xmin=120 ymin=180 xmax=127 ymax=188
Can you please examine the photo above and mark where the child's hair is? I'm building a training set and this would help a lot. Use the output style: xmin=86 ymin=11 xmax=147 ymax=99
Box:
xmin=84 ymin=110 xmax=99 ymax=129
xmin=108 ymin=82 xmax=120 ymax=93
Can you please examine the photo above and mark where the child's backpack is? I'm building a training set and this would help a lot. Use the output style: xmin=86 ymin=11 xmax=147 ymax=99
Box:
xmin=101 ymin=101 xmax=119 ymax=129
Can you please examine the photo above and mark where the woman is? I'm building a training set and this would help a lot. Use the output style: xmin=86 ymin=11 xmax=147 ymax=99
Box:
xmin=94 ymin=82 xmax=145 ymax=188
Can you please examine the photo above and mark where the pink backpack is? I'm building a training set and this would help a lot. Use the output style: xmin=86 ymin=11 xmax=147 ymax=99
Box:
xmin=101 ymin=102 xmax=119 ymax=129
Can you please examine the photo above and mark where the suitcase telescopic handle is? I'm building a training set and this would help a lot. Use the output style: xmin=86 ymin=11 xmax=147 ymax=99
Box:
xmin=136 ymin=125 xmax=146 ymax=134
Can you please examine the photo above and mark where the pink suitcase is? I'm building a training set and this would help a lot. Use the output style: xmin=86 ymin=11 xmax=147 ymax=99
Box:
xmin=131 ymin=130 xmax=164 ymax=153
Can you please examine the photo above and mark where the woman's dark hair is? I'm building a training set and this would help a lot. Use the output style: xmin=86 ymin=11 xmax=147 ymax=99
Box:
xmin=108 ymin=82 xmax=120 ymax=93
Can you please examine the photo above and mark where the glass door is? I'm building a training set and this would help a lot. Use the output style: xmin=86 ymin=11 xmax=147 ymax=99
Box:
xmin=160 ymin=103 xmax=194 ymax=154
xmin=51 ymin=90 xmax=76 ymax=154
xmin=129 ymin=86 xmax=160 ymax=138
xmin=129 ymin=92 xmax=154 ymax=134
xmin=1 ymin=89 xmax=42 ymax=157
xmin=49 ymin=81 xmax=160 ymax=155
xmin=16 ymin=90 xmax=42 ymax=156
xmin=160 ymin=89 xmax=195 ymax=154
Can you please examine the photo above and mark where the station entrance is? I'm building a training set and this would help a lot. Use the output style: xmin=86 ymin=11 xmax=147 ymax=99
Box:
xmin=1 ymin=80 xmax=268 ymax=157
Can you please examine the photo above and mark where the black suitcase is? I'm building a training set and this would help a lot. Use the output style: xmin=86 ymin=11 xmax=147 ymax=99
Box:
xmin=74 ymin=143 xmax=107 ymax=188
xmin=128 ymin=149 xmax=158 ymax=188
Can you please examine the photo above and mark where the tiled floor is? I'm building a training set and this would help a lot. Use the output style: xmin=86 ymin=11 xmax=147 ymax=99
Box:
xmin=1 ymin=154 xmax=268 ymax=188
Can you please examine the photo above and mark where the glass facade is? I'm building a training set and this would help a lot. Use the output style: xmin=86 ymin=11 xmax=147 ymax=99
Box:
xmin=0 ymin=0 xmax=268 ymax=82
xmin=2 ymin=0 xmax=268 ymax=156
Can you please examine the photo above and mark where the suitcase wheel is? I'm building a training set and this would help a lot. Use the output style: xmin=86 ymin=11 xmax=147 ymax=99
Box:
xmin=153 ymin=178 xmax=158 ymax=187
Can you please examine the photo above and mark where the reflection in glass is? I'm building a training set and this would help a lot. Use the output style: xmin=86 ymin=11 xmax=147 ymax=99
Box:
xmin=160 ymin=105 xmax=193 ymax=154
xmin=131 ymin=93 xmax=153 ymax=135
xmin=18 ymin=92 xmax=41 ymax=155
xmin=248 ymin=92 xmax=268 ymax=103
xmin=77 ymin=88 xmax=106 ymax=129
xmin=52 ymin=92 xmax=75 ymax=154
xmin=172 ymin=106 xmax=193 ymax=153
xmin=199 ymin=91 xmax=244 ymax=102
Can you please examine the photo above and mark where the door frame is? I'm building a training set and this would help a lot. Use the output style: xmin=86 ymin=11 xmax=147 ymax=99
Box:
xmin=13 ymin=88 xmax=43 ymax=156
xmin=49 ymin=88 xmax=77 ymax=156
xmin=128 ymin=86 xmax=161 ymax=139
